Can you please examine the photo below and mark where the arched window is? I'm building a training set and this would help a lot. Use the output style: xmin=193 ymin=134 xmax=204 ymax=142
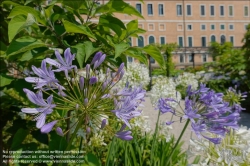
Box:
xmin=138 ymin=36 xmax=144 ymax=47
xmin=220 ymin=35 xmax=226 ymax=44
xmin=211 ymin=35 xmax=216 ymax=42
xmin=148 ymin=36 xmax=155 ymax=44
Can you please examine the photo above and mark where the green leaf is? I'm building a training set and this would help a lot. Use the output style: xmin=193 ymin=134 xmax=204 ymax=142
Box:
xmin=8 ymin=14 xmax=36 ymax=42
xmin=31 ymin=130 xmax=49 ymax=145
xmin=63 ymin=20 xmax=96 ymax=40
xmin=99 ymin=14 xmax=126 ymax=37
xmin=125 ymin=47 xmax=148 ymax=65
xmin=11 ymin=128 xmax=29 ymax=150
xmin=127 ymin=20 xmax=138 ymax=33
xmin=114 ymin=43 xmax=129 ymax=58
xmin=192 ymin=155 xmax=201 ymax=164
xmin=0 ymin=41 xmax=7 ymax=57
xmin=96 ymin=0 xmax=143 ymax=19
xmin=0 ymin=74 xmax=14 ymax=87
xmin=6 ymin=36 xmax=46 ymax=58
xmin=19 ymin=47 xmax=49 ymax=61
xmin=8 ymin=6 xmax=46 ymax=25
xmin=72 ymin=42 xmax=100 ymax=68
xmin=61 ymin=0 xmax=85 ymax=10
xmin=2 ymin=1 xmax=22 ymax=7
xmin=49 ymin=132 xmax=67 ymax=151
xmin=143 ymin=45 xmax=165 ymax=68
xmin=85 ymin=153 xmax=101 ymax=166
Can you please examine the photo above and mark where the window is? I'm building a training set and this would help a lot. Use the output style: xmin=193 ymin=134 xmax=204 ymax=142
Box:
xmin=188 ymin=37 xmax=193 ymax=47
xmin=210 ymin=5 xmax=215 ymax=16
xmin=159 ymin=4 xmax=164 ymax=15
xmin=229 ymin=24 xmax=234 ymax=30
xmin=150 ymin=57 xmax=155 ymax=63
xmin=200 ymin=5 xmax=205 ymax=16
xmin=187 ymin=5 xmax=192 ymax=16
xmin=211 ymin=35 xmax=216 ymax=42
xmin=230 ymin=36 xmax=234 ymax=45
xmin=220 ymin=24 xmax=225 ymax=30
xmin=160 ymin=37 xmax=165 ymax=44
xmin=159 ymin=24 xmax=165 ymax=31
xmin=201 ymin=37 xmax=206 ymax=47
xmin=188 ymin=54 xmax=193 ymax=62
xmin=177 ymin=5 xmax=182 ymax=16
xmin=187 ymin=24 xmax=192 ymax=30
xmin=229 ymin=6 xmax=233 ymax=16
xmin=127 ymin=56 xmax=133 ymax=63
xmin=244 ymin=6 xmax=249 ymax=16
xmin=202 ymin=54 xmax=207 ymax=62
xmin=178 ymin=36 xmax=183 ymax=47
xmin=220 ymin=5 xmax=224 ymax=16
xmin=180 ymin=54 xmax=185 ymax=63
xmin=245 ymin=24 xmax=249 ymax=30
xmin=220 ymin=35 xmax=226 ymax=44
xmin=136 ymin=4 xmax=142 ymax=14
xmin=148 ymin=4 xmax=153 ymax=15
xmin=177 ymin=24 xmax=183 ymax=31
xmin=201 ymin=24 xmax=206 ymax=30
xmin=138 ymin=36 xmax=144 ymax=47
xmin=148 ymin=23 xmax=154 ymax=31
xmin=211 ymin=24 xmax=215 ymax=30
xmin=148 ymin=36 xmax=155 ymax=44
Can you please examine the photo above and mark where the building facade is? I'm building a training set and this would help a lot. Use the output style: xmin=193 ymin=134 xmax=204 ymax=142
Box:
xmin=100 ymin=0 xmax=250 ymax=69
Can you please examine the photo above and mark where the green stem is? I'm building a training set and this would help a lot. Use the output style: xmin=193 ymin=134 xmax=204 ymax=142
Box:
xmin=165 ymin=119 xmax=190 ymax=166
xmin=106 ymin=137 xmax=116 ymax=166
xmin=150 ymin=110 xmax=161 ymax=164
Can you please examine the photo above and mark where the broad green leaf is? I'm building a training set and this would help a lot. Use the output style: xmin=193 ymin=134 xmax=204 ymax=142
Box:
xmin=96 ymin=0 xmax=143 ymax=19
xmin=6 ymin=36 xmax=46 ymax=58
xmin=49 ymin=132 xmax=67 ymax=151
xmin=8 ymin=14 xmax=36 ymax=42
xmin=72 ymin=42 xmax=100 ymax=68
xmin=8 ymin=6 xmax=46 ymax=25
xmin=99 ymin=14 xmax=126 ymax=37
xmin=127 ymin=20 xmax=138 ymax=33
xmin=124 ymin=47 xmax=148 ymax=65
xmin=31 ymin=130 xmax=49 ymax=145
xmin=19 ymin=47 xmax=49 ymax=61
xmin=85 ymin=153 xmax=101 ymax=166
xmin=63 ymin=20 xmax=96 ymax=40
xmin=143 ymin=45 xmax=165 ymax=68
xmin=0 ymin=41 xmax=7 ymax=57
xmin=61 ymin=0 xmax=85 ymax=10
xmin=114 ymin=43 xmax=129 ymax=58
xmin=2 ymin=1 xmax=22 ymax=6
xmin=44 ymin=4 xmax=54 ymax=19
xmin=0 ymin=74 xmax=14 ymax=87
xmin=11 ymin=128 xmax=29 ymax=150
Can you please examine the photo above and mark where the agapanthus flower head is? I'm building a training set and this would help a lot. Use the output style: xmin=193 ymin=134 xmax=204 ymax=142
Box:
xmin=157 ymin=83 xmax=245 ymax=144
xmin=45 ymin=48 xmax=77 ymax=78
xmin=22 ymin=48 xmax=146 ymax=142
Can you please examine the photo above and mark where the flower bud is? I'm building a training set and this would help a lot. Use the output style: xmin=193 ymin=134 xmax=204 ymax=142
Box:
xmin=86 ymin=127 xmax=91 ymax=134
xmin=117 ymin=63 xmax=124 ymax=74
xmin=86 ymin=64 xmax=90 ymax=78
xmin=91 ymin=52 xmax=102 ymax=65
xmin=56 ymin=127 xmax=64 ymax=136
xmin=84 ymin=98 xmax=88 ymax=106
xmin=89 ymin=76 xmax=98 ymax=85
xmin=102 ymin=81 xmax=107 ymax=91
xmin=79 ymin=76 xmax=84 ymax=90
xmin=76 ymin=104 xmax=79 ymax=110
xmin=101 ymin=119 xmax=107 ymax=129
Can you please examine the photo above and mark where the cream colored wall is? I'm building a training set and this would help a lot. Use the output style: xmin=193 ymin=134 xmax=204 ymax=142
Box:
xmin=98 ymin=1 xmax=250 ymax=68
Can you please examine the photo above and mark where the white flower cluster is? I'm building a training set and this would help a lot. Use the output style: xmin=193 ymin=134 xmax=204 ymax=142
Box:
xmin=115 ymin=62 xmax=150 ymax=89
xmin=188 ymin=126 xmax=250 ymax=166
xmin=88 ymin=132 xmax=107 ymax=147
xmin=131 ymin=115 xmax=151 ymax=134
xmin=175 ymin=72 xmax=199 ymax=90
xmin=150 ymin=76 xmax=181 ymax=108
xmin=157 ymin=121 xmax=173 ymax=142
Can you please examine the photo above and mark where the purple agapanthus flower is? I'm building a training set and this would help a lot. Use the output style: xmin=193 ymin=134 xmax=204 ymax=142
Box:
xmin=115 ymin=124 xmax=133 ymax=140
xmin=21 ymin=89 xmax=56 ymax=128
xmin=45 ymin=48 xmax=77 ymax=78
xmin=41 ymin=120 xmax=58 ymax=134
xmin=25 ymin=60 xmax=64 ymax=91
xmin=157 ymin=83 xmax=245 ymax=144
xmin=112 ymin=84 xmax=146 ymax=129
